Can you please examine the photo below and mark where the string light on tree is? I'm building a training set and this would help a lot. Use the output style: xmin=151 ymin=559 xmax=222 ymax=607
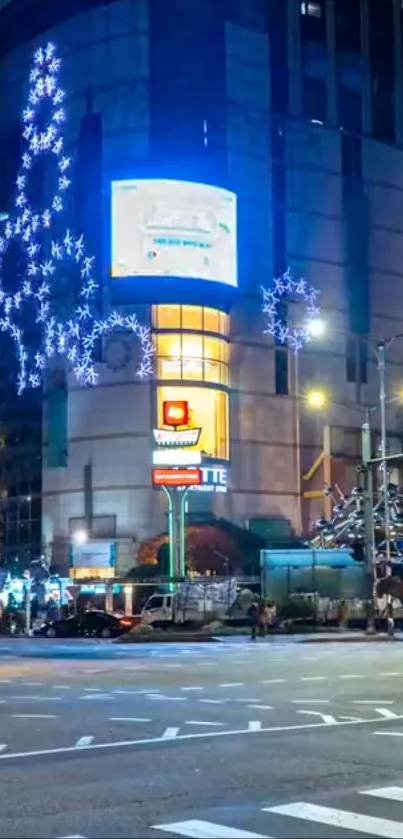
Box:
xmin=261 ymin=268 xmax=321 ymax=352
xmin=0 ymin=41 xmax=154 ymax=394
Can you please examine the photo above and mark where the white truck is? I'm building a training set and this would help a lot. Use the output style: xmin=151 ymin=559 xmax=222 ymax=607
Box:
xmin=141 ymin=579 xmax=238 ymax=627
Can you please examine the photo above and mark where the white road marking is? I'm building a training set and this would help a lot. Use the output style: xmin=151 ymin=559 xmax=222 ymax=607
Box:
xmin=339 ymin=715 xmax=363 ymax=722
xmin=82 ymin=669 xmax=102 ymax=673
xmin=83 ymin=687 xmax=102 ymax=692
xmin=59 ymin=834 xmax=86 ymax=838
xmin=1 ymin=712 xmax=402 ymax=761
xmin=265 ymin=801 xmax=403 ymax=837
xmin=297 ymin=710 xmax=337 ymax=725
xmin=199 ymin=699 xmax=225 ymax=705
xmin=185 ymin=721 xmax=224 ymax=727
xmin=261 ymin=679 xmax=286 ymax=684
xmin=248 ymin=721 xmax=262 ymax=731
xmin=53 ymin=685 xmax=71 ymax=690
xmin=380 ymin=672 xmax=401 ymax=677
xmin=109 ymin=717 xmax=151 ymax=723
xmin=153 ymin=820 xmax=270 ymax=838
xmin=375 ymin=731 xmax=403 ymax=737
xmin=219 ymin=683 xmax=244 ymax=688
xmin=376 ymin=708 xmax=398 ymax=719
xmin=75 ymin=736 xmax=94 ymax=748
xmin=148 ymin=694 xmax=187 ymax=702
xmin=162 ymin=727 xmax=180 ymax=739
xmin=0 ymin=679 xmax=12 ymax=683
xmin=0 ymin=745 xmax=6 ymax=752
xmin=362 ymin=786 xmax=403 ymax=802
xmin=13 ymin=714 xmax=57 ymax=719
xmin=180 ymin=686 xmax=204 ymax=691
xmin=291 ymin=699 xmax=330 ymax=704
xmin=162 ymin=663 xmax=184 ymax=668
xmin=247 ymin=705 xmax=273 ymax=710
xmin=354 ymin=700 xmax=394 ymax=704
xmin=300 ymin=676 xmax=327 ymax=682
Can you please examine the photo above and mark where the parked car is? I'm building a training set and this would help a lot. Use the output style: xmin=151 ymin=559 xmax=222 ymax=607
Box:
xmin=39 ymin=609 xmax=134 ymax=639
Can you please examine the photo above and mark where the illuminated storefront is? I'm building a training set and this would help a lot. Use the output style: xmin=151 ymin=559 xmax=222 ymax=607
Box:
xmin=153 ymin=304 xmax=230 ymax=463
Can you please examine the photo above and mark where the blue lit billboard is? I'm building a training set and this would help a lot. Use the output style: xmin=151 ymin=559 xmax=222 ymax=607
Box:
xmin=111 ymin=179 xmax=237 ymax=289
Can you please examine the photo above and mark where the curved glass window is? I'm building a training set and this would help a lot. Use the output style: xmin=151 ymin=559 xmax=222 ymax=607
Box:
xmin=157 ymin=385 xmax=229 ymax=461
xmin=152 ymin=304 xmax=229 ymax=337
xmin=156 ymin=333 xmax=229 ymax=385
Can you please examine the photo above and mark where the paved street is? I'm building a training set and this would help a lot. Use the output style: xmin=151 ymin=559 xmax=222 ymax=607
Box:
xmin=2 ymin=638 xmax=403 ymax=836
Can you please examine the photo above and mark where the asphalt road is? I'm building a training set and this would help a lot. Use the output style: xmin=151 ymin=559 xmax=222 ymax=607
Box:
xmin=2 ymin=637 xmax=403 ymax=837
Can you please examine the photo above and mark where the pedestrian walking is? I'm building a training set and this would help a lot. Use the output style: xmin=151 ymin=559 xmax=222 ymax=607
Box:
xmin=249 ymin=600 xmax=260 ymax=640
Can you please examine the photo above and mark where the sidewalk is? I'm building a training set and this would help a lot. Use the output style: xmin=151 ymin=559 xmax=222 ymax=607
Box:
xmin=215 ymin=631 xmax=403 ymax=644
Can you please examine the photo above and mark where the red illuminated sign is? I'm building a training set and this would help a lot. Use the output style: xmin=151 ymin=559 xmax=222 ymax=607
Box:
xmin=152 ymin=468 xmax=201 ymax=487
xmin=163 ymin=400 xmax=189 ymax=427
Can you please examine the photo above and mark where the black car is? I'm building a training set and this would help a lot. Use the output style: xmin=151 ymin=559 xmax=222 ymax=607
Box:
xmin=40 ymin=610 xmax=134 ymax=638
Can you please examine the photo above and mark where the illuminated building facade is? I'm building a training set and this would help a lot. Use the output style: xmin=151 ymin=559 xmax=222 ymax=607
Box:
xmin=0 ymin=1 xmax=403 ymax=574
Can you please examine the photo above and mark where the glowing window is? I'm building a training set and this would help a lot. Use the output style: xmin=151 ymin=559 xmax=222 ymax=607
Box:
xmin=156 ymin=333 xmax=229 ymax=384
xmin=157 ymin=385 xmax=229 ymax=460
xmin=152 ymin=304 xmax=229 ymax=336
xmin=203 ymin=307 xmax=219 ymax=333
xmin=152 ymin=305 xmax=180 ymax=329
xmin=182 ymin=305 xmax=203 ymax=331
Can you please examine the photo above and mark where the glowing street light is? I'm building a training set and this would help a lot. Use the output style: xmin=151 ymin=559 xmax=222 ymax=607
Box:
xmin=305 ymin=388 xmax=328 ymax=410
xmin=307 ymin=317 xmax=326 ymax=338
xmin=72 ymin=528 xmax=88 ymax=546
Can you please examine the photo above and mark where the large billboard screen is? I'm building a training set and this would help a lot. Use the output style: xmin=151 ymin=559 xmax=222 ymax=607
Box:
xmin=111 ymin=179 xmax=237 ymax=288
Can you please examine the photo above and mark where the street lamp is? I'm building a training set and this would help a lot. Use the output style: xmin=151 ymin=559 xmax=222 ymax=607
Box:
xmin=306 ymin=317 xmax=326 ymax=339
xmin=293 ymin=319 xmax=326 ymax=535
xmin=305 ymin=388 xmax=328 ymax=410
xmin=72 ymin=529 xmax=88 ymax=546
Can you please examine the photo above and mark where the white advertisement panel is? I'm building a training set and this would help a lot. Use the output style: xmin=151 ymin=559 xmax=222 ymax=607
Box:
xmin=111 ymin=179 xmax=237 ymax=288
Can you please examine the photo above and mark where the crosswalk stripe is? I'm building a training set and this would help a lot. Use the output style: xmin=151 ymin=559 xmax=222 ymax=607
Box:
xmin=153 ymin=820 xmax=271 ymax=838
xmin=265 ymin=802 xmax=403 ymax=837
xmin=362 ymin=786 xmax=403 ymax=802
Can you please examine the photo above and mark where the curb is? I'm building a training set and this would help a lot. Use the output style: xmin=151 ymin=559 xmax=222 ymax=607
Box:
xmin=299 ymin=635 xmax=401 ymax=643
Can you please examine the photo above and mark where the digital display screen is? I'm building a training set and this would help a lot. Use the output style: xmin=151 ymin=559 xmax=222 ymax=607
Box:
xmin=111 ymin=179 xmax=237 ymax=288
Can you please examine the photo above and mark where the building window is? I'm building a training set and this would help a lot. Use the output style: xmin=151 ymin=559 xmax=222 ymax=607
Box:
xmin=341 ymin=134 xmax=362 ymax=180
xmin=346 ymin=336 xmax=367 ymax=384
xmin=156 ymin=333 xmax=229 ymax=386
xmin=152 ymin=305 xmax=230 ymax=336
xmin=275 ymin=348 xmax=289 ymax=395
xmin=368 ymin=0 xmax=395 ymax=144
xmin=300 ymin=0 xmax=326 ymax=42
xmin=269 ymin=1 xmax=289 ymax=115
xmin=338 ymin=88 xmax=362 ymax=134
xmin=301 ymin=2 xmax=323 ymax=18
xmin=335 ymin=0 xmax=361 ymax=53
xmin=157 ymin=385 xmax=229 ymax=460
xmin=302 ymin=76 xmax=327 ymax=123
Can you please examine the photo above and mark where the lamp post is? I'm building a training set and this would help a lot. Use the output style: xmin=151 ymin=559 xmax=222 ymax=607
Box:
xmin=293 ymin=317 xmax=326 ymax=535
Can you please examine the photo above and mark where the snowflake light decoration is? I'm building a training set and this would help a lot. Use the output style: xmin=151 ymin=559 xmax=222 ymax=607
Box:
xmin=261 ymin=268 xmax=320 ymax=353
xmin=0 ymin=42 xmax=154 ymax=394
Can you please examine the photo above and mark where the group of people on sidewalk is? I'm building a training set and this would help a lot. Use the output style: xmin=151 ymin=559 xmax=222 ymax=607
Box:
xmin=249 ymin=599 xmax=277 ymax=639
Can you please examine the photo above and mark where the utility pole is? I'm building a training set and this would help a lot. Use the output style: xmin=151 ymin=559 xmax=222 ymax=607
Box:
xmin=361 ymin=413 xmax=376 ymax=633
